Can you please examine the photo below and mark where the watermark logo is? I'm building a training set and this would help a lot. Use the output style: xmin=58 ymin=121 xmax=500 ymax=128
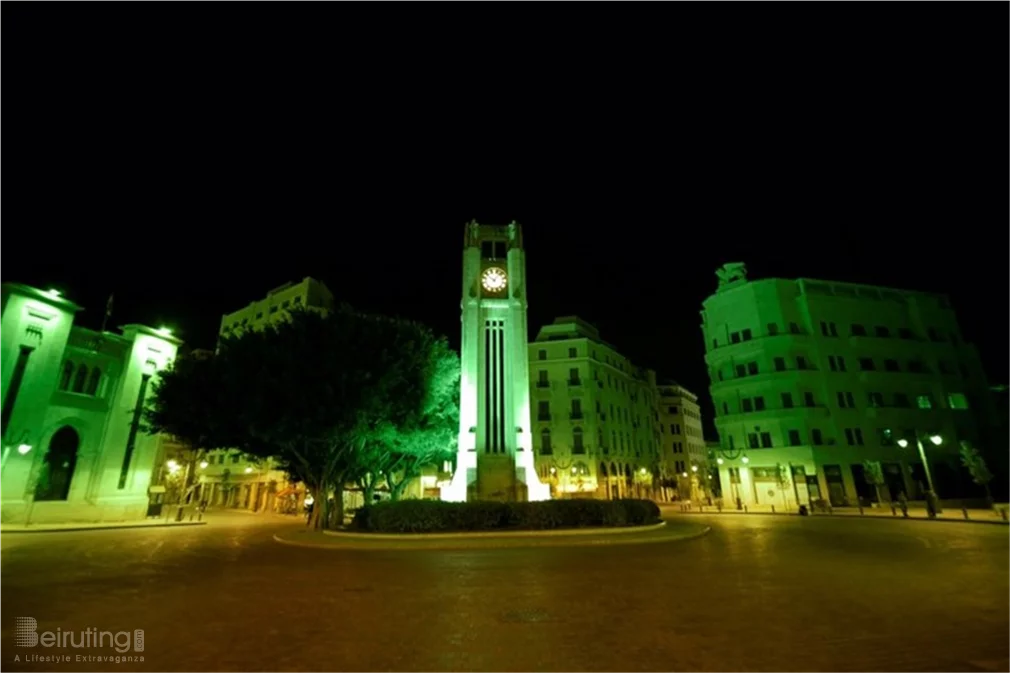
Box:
xmin=15 ymin=617 xmax=38 ymax=647
xmin=13 ymin=617 xmax=144 ymax=663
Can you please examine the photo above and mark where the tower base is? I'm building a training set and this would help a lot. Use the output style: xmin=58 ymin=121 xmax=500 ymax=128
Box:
xmin=440 ymin=450 xmax=550 ymax=503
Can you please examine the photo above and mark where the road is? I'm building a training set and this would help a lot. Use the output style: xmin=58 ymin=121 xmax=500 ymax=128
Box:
xmin=1 ymin=511 xmax=1007 ymax=672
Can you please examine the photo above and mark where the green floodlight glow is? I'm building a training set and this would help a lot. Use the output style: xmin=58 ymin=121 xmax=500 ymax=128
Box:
xmin=45 ymin=289 xmax=61 ymax=299
xmin=156 ymin=327 xmax=173 ymax=337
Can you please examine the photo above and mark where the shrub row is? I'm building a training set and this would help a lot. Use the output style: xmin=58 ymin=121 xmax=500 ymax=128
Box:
xmin=350 ymin=498 xmax=661 ymax=534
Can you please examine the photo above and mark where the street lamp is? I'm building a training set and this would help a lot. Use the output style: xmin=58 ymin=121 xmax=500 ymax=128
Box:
xmin=897 ymin=433 xmax=941 ymax=496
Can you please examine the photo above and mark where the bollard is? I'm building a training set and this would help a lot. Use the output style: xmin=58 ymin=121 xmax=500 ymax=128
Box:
xmin=771 ymin=505 xmax=775 ymax=514
xmin=962 ymin=507 xmax=969 ymax=520
xmin=744 ymin=505 xmax=748 ymax=513
xmin=1000 ymin=508 xmax=1008 ymax=522
xmin=717 ymin=503 xmax=723 ymax=513
xmin=891 ymin=505 xmax=897 ymax=516
xmin=858 ymin=504 xmax=864 ymax=516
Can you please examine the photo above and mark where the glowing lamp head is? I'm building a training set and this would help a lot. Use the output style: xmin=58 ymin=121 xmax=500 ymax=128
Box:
xmin=166 ymin=459 xmax=180 ymax=474
xmin=244 ymin=466 xmax=253 ymax=474
xmin=716 ymin=458 xmax=724 ymax=465
xmin=156 ymin=327 xmax=173 ymax=337
xmin=45 ymin=289 xmax=61 ymax=299
xmin=682 ymin=472 xmax=688 ymax=478
xmin=691 ymin=465 xmax=698 ymax=472
xmin=16 ymin=444 xmax=32 ymax=455
xmin=897 ymin=439 xmax=909 ymax=448
xmin=741 ymin=456 xmax=750 ymax=464
xmin=199 ymin=461 xmax=209 ymax=469
xmin=929 ymin=434 xmax=943 ymax=446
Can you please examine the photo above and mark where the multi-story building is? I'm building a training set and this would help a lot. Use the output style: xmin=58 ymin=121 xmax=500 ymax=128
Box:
xmin=527 ymin=316 xmax=662 ymax=500
xmin=199 ymin=278 xmax=336 ymax=513
xmin=656 ymin=382 xmax=709 ymax=500
xmin=1 ymin=283 xmax=182 ymax=524
xmin=702 ymin=262 xmax=995 ymax=509
xmin=218 ymin=276 xmax=335 ymax=339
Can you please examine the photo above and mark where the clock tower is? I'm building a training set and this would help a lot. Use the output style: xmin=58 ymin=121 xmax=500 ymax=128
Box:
xmin=441 ymin=221 xmax=550 ymax=503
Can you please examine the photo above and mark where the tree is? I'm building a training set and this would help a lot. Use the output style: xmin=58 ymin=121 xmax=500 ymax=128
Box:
xmin=146 ymin=307 xmax=450 ymax=530
xmin=354 ymin=338 xmax=460 ymax=501
xmin=960 ymin=443 xmax=994 ymax=507
xmin=862 ymin=460 xmax=887 ymax=505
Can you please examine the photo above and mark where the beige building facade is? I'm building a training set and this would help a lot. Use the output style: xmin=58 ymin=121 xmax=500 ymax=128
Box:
xmin=702 ymin=263 xmax=994 ymax=510
xmin=527 ymin=316 xmax=664 ymax=500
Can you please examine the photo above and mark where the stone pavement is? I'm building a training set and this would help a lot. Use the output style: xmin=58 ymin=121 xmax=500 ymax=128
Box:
xmin=664 ymin=501 xmax=1010 ymax=524
xmin=274 ymin=520 xmax=710 ymax=551
xmin=0 ymin=519 xmax=207 ymax=533
xmin=1 ymin=512 xmax=1006 ymax=671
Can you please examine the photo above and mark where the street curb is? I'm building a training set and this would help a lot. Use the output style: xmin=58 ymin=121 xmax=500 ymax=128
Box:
xmin=273 ymin=523 xmax=711 ymax=551
xmin=666 ymin=510 xmax=1010 ymax=526
xmin=323 ymin=520 xmax=667 ymax=540
xmin=0 ymin=521 xmax=209 ymax=534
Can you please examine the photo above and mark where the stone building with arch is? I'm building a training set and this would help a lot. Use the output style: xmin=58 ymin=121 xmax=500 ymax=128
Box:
xmin=1 ymin=283 xmax=182 ymax=525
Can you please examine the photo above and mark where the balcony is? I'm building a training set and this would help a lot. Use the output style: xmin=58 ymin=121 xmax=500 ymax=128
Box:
xmin=570 ymin=412 xmax=584 ymax=421
xmin=715 ymin=404 xmax=831 ymax=424
xmin=536 ymin=380 xmax=550 ymax=388
xmin=568 ymin=379 xmax=582 ymax=388
xmin=537 ymin=414 xmax=551 ymax=422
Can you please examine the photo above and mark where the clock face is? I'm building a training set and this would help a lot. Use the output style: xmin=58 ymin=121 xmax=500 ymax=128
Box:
xmin=481 ymin=267 xmax=508 ymax=293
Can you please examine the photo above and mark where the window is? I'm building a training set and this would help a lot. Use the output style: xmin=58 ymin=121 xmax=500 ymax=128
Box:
xmin=256 ymin=312 xmax=263 ymax=319
xmin=540 ymin=429 xmax=552 ymax=455
xmin=828 ymin=356 xmax=846 ymax=372
xmin=731 ymin=332 xmax=741 ymax=344
xmin=85 ymin=368 xmax=101 ymax=396
xmin=668 ymin=405 xmax=679 ymax=414
xmin=858 ymin=358 xmax=875 ymax=371
xmin=231 ymin=453 xmax=241 ymax=464
xmin=568 ymin=368 xmax=581 ymax=384
xmin=741 ymin=329 xmax=753 ymax=341
xmin=812 ymin=429 xmax=824 ymax=445
xmin=844 ymin=428 xmax=865 ymax=446
xmin=789 ymin=322 xmax=801 ymax=334
xmin=894 ymin=393 xmax=910 ymax=408
xmin=747 ymin=433 xmax=760 ymax=449
xmin=754 ymin=396 xmax=765 ymax=411
xmin=874 ymin=325 xmax=890 ymax=338
xmin=735 ymin=365 xmax=746 ymax=378
xmin=269 ymin=306 xmax=278 ymax=314
xmin=837 ymin=391 xmax=855 ymax=408
xmin=884 ymin=359 xmax=900 ymax=372
xmin=742 ymin=399 xmax=753 ymax=412
xmin=820 ymin=321 xmax=838 ymax=337
xmin=538 ymin=349 xmax=547 ymax=361
xmin=282 ymin=300 xmax=290 ymax=308
xmin=293 ymin=296 xmax=301 ymax=304
xmin=898 ymin=327 xmax=914 ymax=340
xmin=568 ymin=347 xmax=577 ymax=358
xmin=916 ymin=395 xmax=933 ymax=410
xmin=850 ymin=324 xmax=867 ymax=336
xmin=537 ymin=370 xmax=548 ymax=387
xmin=804 ymin=392 xmax=815 ymax=407
xmin=767 ymin=323 xmax=779 ymax=335
xmin=774 ymin=357 xmax=786 ymax=371
xmin=572 ymin=428 xmax=585 ymax=454
xmin=788 ymin=429 xmax=801 ymax=446
xmin=571 ymin=399 xmax=582 ymax=419
xmin=537 ymin=401 xmax=550 ymax=420
xmin=947 ymin=393 xmax=969 ymax=410
xmin=59 ymin=361 xmax=74 ymax=391
xmin=907 ymin=360 xmax=927 ymax=374
xmin=747 ymin=362 xmax=758 ymax=375
xmin=796 ymin=356 xmax=808 ymax=370
xmin=760 ymin=432 xmax=773 ymax=448
xmin=867 ymin=392 xmax=884 ymax=407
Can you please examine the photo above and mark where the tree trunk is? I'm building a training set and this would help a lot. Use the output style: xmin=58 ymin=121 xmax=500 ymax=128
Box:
xmin=331 ymin=483 xmax=345 ymax=529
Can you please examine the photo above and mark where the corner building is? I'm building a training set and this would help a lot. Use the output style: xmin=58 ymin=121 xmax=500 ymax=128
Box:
xmin=528 ymin=316 xmax=663 ymax=499
xmin=1 ymin=284 xmax=182 ymax=524
xmin=701 ymin=264 xmax=994 ymax=509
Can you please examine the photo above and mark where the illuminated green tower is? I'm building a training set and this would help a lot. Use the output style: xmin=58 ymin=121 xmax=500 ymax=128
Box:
xmin=441 ymin=221 xmax=550 ymax=502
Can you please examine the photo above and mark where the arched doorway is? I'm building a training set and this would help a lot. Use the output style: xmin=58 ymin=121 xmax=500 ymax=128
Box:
xmin=35 ymin=426 xmax=80 ymax=501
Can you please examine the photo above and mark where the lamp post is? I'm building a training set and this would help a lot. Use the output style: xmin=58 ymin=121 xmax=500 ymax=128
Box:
xmin=897 ymin=433 xmax=942 ymax=496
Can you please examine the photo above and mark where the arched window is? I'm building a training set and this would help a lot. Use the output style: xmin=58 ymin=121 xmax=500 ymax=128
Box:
xmin=72 ymin=364 xmax=88 ymax=393
xmin=572 ymin=427 xmax=584 ymax=454
xmin=35 ymin=426 xmax=80 ymax=502
xmin=540 ymin=429 xmax=552 ymax=455
xmin=573 ymin=462 xmax=590 ymax=477
xmin=59 ymin=361 xmax=74 ymax=391
xmin=85 ymin=367 xmax=102 ymax=396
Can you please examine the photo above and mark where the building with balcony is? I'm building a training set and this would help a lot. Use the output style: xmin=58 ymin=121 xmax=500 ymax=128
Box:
xmin=1 ymin=283 xmax=182 ymax=524
xmin=701 ymin=263 xmax=995 ymax=510
xmin=657 ymin=382 xmax=709 ymax=500
xmin=528 ymin=316 xmax=663 ymax=499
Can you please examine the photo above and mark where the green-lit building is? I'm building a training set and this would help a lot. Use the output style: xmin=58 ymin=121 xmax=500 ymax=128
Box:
xmin=701 ymin=263 xmax=996 ymax=509
xmin=1 ymin=283 xmax=182 ymax=524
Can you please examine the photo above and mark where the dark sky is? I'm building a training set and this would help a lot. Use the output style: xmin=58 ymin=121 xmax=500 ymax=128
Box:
xmin=5 ymin=6 xmax=1007 ymax=436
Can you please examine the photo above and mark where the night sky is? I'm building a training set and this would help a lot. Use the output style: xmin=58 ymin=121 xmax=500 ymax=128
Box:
xmin=5 ymin=6 xmax=1006 ymax=437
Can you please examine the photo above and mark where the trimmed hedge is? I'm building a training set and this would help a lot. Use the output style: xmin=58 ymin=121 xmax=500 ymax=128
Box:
xmin=350 ymin=498 xmax=661 ymax=534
